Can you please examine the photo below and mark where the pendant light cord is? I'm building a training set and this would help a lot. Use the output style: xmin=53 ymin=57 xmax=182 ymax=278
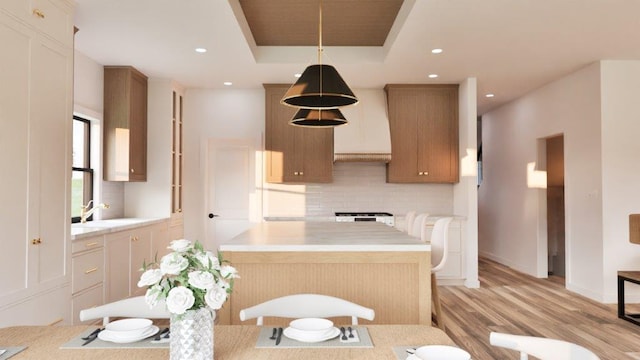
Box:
xmin=318 ymin=0 xmax=323 ymax=97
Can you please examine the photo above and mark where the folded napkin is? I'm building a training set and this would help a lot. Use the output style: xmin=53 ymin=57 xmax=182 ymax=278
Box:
xmin=0 ymin=346 xmax=27 ymax=360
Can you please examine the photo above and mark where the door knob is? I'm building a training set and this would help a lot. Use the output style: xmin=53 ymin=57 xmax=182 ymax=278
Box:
xmin=208 ymin=213 xmax=219 ymax=219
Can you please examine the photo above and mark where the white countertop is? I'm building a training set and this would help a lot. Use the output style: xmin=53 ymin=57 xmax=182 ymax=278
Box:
xmin=219 ymin=221 xmax=430 ymax=252
xmin=71 ymin=218 xmax=167 ymax=240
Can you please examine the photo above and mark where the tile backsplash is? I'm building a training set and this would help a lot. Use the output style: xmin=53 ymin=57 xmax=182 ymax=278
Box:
xmin=263 ymin=162 xmax=453 ymax=218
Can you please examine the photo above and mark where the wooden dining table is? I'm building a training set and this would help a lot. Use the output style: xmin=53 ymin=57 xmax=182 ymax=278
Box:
xmin=0 ymin=324 xmax=456 ymax=359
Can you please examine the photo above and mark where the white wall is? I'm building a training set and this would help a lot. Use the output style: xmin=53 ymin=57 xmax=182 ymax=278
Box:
xmin=600 ymin=61 xmax=640 ymax=302
xmin=73 ymin=50 xmax=124 ymax=219
xmin=480 ymin=63 xmax=605 ymax=300
xmin=183 ymin=89 xmax=265 ymax=241
xmin=124 ymin=79 xmax=177 ymax=218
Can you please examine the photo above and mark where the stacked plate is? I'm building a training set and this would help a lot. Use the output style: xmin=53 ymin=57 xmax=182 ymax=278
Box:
xmin=283 ymin=318 xmax=341 ymax=343
xmin=98 ymin=318 xmax=159 ymax=343
xmin=408 ymin=345 xmax=471 ymax=360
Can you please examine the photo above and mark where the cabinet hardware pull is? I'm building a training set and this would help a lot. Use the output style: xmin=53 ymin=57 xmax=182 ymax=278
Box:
xmin=418 ymin=172 xmax=423 ymax=175
xmin=85 ymin=242 xmax=98 ymax=247
xmin=84 ymin=267 xmax=98 ymax=274
xmin=294 ymin=172 xmax=299 ymax=176
xmin=131 ymin=169 xmax=135 ymax=173
xmin=299 ymin=172 xmax=303 ymax=176
xmin=424 ymin=171 xmax=429 ymax=175
xmin=32 ymin=9 xmax=45 ymax=18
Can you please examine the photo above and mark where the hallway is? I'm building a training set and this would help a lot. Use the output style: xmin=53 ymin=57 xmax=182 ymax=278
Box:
xmin=440 ymin=258 xmax=640 ymax=359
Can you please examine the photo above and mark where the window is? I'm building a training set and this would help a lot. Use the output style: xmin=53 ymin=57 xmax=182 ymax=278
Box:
xmin=72 ymin=116 xmax=94 ymax=223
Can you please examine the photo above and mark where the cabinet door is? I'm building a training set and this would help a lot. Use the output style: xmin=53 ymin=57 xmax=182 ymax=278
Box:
xmin=129 ymin=70 xmax=147 ymax=181
xmin=0 ymin=15 xmax=30 ymax=300
xmin=28 ymin=35 xmax=70 ymax=286
xmin=386 ymin=88 xmax=420 ymax=182
xmin=103 ymin=66 xmax=147 ymax=182
xmin=130 ymin=227 xmax=152 ymax=296
xmin=105 ymin=232 xmax=130 ymax=303
xmin=265 ymin=85 xmax=297 ymax=183
xmin=419 ymin=87 xmax=458 ymax=183
xmin=300 ymin=127 xmax=333 ymax=183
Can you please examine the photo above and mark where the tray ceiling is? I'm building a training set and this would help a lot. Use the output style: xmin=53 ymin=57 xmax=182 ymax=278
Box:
xmin=238 ymin=0 xmax=404 ymax=47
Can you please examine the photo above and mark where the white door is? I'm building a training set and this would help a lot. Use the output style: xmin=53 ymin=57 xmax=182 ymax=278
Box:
xmin=206 ymin=138 xmax=258 ymax=250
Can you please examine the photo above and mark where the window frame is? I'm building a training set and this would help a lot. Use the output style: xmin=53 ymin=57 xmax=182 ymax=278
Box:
xmin=71 ymin=115 xmax=94 ymax=223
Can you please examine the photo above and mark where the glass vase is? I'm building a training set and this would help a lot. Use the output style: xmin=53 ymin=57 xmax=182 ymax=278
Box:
xmin=170 ymin=308 xmax=215 ymax=360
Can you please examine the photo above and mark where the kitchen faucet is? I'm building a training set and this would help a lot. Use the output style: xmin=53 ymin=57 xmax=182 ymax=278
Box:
xmin=80 ymin=200 xmax=110 ymax=223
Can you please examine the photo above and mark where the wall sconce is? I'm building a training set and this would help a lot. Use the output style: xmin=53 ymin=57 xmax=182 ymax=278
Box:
xmin=527 ymin=162 xmax=547 ymax=189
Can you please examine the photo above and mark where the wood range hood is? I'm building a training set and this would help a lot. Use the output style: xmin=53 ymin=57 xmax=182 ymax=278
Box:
xmin=333 ymin=89 xmax=392 ymax=163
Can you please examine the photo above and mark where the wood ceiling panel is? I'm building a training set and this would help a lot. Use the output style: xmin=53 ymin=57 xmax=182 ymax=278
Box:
xmin=239 ymin=0 xmax=404 ymax=47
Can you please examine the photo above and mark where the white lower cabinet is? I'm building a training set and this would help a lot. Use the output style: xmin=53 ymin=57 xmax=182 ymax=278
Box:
xmin=71 ymin=235 xmax=104 ymax=325
xmin=424 ymin=218 xmax=465 ymax=285
xmin=104 ymin=221 xmax=169 ymax=303
xmin=72 ymin=285 xmax=103 ymax=325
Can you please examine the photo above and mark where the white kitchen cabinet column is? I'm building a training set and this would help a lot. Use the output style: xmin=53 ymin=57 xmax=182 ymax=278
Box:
xmin=0 ymin=0 xmax=74 ymax=327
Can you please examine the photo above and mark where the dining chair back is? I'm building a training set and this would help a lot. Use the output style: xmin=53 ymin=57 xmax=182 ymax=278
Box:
xmin=490 ymin=332 xmax=601 ymax=360
xmin=404 ymin=211 xmax=416 ymax=233
xmin=410 ymin=213 xmax=429 ymax=239
xmin=431 ymin=217 xmax=453 ymax=272
xmin=238 ymin=293 xmax=375 ymax=325
xmin=429 ymin=217 xmax=453 ymax=331
xmin=79 ymin=296 xmax=170 ymax=325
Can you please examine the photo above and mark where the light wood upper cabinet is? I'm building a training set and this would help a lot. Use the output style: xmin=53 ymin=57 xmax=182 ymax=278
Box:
xmin=103 ymin=66 xmax=148 ymax=182
xmin=264 ymin=84 xmax=333 ymax=183
xmin=385 ymin=84 xmax=459 ymax=183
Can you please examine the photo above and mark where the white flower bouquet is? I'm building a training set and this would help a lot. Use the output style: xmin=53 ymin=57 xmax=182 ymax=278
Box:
xmin=138 ymin=239 xmax=239 ymax=315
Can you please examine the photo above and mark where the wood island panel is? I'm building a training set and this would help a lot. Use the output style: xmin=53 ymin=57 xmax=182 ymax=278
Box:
xmin=218 ymin=251 xmax=431 ymax=326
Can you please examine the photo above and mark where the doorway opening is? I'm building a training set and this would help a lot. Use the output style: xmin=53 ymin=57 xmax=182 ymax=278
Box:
xmin=546 ymin=135 xmax=565 ymax=281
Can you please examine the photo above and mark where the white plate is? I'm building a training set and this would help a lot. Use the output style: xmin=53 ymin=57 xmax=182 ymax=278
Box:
xmin=283 ymin=326 xmax=340 ymax=343
xmin=414 ymin=345 xmax=471 ymax=360
xmin=99 ymin=325 xmax=159 ymax=343
xmin=105 ymin=318 xmax=153 ymax=337
xmin=289 ymin=318 xmax=333 ymax=332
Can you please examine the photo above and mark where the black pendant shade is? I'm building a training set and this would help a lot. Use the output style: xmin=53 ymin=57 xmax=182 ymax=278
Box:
xmin=282 ymin=64 xmax=358 ymax=109
xmin=289 ymin=108 xmax=348 ymax=127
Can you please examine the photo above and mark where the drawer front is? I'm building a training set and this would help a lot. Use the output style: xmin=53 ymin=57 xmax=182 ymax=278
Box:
xmin=72 ymin=236 xmax=104 ymax=254
xmin=72 ymin=249 xmax=104 ymax=294
xmin=71 ymin=285 xmax=104 ymax=324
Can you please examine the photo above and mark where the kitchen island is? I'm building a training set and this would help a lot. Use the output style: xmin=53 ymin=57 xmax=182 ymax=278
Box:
xmin=218 ymin=221 xmax=431 ymax=326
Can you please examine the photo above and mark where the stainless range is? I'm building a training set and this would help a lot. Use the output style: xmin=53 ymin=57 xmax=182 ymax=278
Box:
xmin=335 ymin=212 xmax=395 ymax=227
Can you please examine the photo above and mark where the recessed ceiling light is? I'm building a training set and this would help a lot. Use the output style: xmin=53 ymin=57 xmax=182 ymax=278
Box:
xmin=428 ymin=74 xmax=438 ymax=79
xmin=195 ymin=48 xmax=207 ymax=53
xmin=431 ymin=48 xmax=443 ymax=54
xmin=223 ymin=82 xmax=232 ymax=86
xmin=294 ymin=73 xmax=302 ymax=78
xmin=485 ymin=93 xmax=495 ymax=98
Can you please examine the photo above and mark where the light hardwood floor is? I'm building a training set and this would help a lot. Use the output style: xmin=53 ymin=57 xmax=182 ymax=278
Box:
xmin=439 ymin=258 xmax=640 ymax=360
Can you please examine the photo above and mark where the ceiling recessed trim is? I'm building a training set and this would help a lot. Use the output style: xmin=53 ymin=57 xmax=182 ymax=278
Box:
xmin=229 ymin=0 xmax=415 ymax=64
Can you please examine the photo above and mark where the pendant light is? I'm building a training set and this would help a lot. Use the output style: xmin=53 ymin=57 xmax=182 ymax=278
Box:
xmin=289 ymin=108 xmax=347 ymax=127
xmin=281 ymin=0 xmax=358 ymax=110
